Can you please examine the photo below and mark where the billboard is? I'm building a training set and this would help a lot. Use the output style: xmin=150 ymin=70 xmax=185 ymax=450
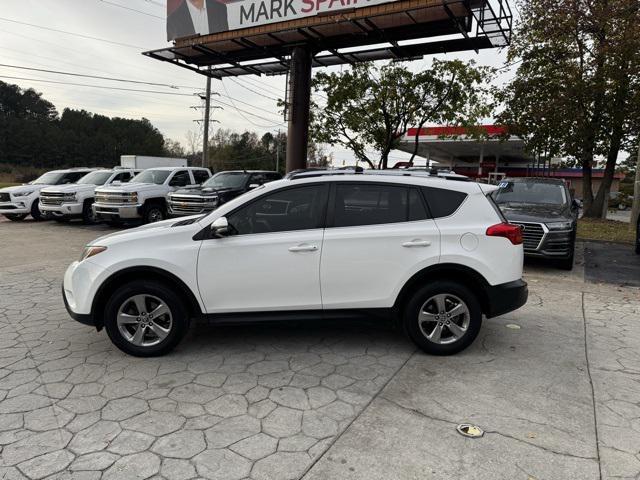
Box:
xmin=167 ymin=0 xmax=401 ymax=41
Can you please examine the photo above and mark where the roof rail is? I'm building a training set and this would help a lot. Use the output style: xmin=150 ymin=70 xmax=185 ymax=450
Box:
xmin=288 ymin=168 xmax=471 ymax=182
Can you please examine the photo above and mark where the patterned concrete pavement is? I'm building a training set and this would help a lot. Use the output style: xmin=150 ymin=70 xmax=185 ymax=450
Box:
xmin=1 ymin=219 xmax=639 ymax=480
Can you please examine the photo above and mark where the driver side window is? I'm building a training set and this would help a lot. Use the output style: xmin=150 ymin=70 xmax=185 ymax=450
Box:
xmin=227 ymin=185 xmax=327 ymax=235
xmin=169 ymin=170 xmax=190 ymax=187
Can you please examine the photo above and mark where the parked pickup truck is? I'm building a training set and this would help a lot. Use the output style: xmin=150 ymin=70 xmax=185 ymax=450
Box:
xmin=39 ymin=168 xmax=141 ymax=224
xmin=93 ymin=166 xmax=211 ymax=224
xmin=168 ymin=170 xmax=282 ymax=217
xmin=0 ymin=168 xmax=95 ymax=222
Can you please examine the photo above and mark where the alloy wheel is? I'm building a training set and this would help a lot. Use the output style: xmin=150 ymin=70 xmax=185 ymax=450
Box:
xmin=418 ymin=293 xmax=470 ymax=344
xmin=116 ymin=294 xmax=173 ymax=347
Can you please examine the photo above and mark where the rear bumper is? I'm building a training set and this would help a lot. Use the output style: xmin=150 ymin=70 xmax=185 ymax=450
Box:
xmin=485 ymin=279 xmax=528 ymax=318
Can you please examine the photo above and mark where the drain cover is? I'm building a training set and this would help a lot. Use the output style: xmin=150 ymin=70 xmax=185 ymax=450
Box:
xmin=456 ymin=424 xmax=484 ymax=438
xmin=505 ymin=323 xmax=521 ymax=330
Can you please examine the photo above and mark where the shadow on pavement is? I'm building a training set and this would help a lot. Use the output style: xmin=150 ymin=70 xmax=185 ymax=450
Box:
xmin=584 ymin=241 xmax=640 ymax=287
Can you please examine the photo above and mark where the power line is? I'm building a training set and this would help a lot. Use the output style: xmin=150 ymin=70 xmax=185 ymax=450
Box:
xmin=0 ymin=16 xmax=149 ymax=50
xmin=228 ymin=78 xmax=280 ymax=101
xmin=218 ymin=80 xmax=285 ymax=128
xmin=97 ymin=0 xmax=164 ymax=19
xmin=0 ymin=75 xmax=200 ymax=97
xmin=0 ymin=63 xmax=201 ymax=90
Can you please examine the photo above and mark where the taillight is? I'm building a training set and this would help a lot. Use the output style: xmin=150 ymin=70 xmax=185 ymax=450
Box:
xmin=486 ymin=223 xmax=523 ymax=245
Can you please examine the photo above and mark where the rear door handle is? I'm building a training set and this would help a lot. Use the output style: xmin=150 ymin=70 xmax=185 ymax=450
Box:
xmin=289 ymin=244 xmax=318 ymax=252
xmin=402 ymin=239 xmax=431 ymax=248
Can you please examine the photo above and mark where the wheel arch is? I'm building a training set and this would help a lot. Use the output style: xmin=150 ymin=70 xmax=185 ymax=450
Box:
xmin=91 ymin=266 xmax=203 ymax=331
xmin=394 ymin=263 xmax=491 ymax=321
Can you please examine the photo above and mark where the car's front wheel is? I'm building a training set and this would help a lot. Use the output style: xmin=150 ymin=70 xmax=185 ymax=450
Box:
xmin=143 ymin=203 xmax=165 ymax=224
xmin=104 ymin=281 xmax=190 ymax=357
xmin=4 ymin=214 xmax=27 ymax=221
xmin=404 ymin=281 xmax=482 ymax=355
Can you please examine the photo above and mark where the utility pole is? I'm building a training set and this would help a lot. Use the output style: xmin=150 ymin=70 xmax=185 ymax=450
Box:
xmin=285 ymin=47 xmax=312 ymax=173
xmin=202 ymin=73 xmax=212 ymax=168
xmin=276 ymin=129 xmax=281 ymax=173
xmin=630 ymin=142 xmax=640 ymax=234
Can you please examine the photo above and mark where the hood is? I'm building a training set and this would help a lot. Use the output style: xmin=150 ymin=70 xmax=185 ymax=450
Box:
xmin=0 ymin=184 xmax=44 ymax=195
xmin=499 ymin=203 xmax=573 ymax=224
xmin=89 ymin=215 xmax=202 ymax=246
xmin=171 ymin=186 xmax=238 ymax=196
xmin=41 ymin=184 xmax=95 ymax=194
xmin=96 ymin=182 xmax=159 ymax=194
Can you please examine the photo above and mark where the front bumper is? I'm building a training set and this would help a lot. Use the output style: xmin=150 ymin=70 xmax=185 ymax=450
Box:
xmin=62 ymin=284 xmax=95 ymax=326
xmin=0 ymin=202 xmax=30 ymax=215
xmin=93 ymin=203 xmax=142 ymax=220
xmin=485 ymin=279 xmax=528 ymax=318
xmin=40 ymin=202 xmax=83 ymax=216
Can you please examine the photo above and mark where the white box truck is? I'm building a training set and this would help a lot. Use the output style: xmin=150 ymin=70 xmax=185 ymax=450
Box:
xmin=120 ymin=155 xmax=188 ymax=169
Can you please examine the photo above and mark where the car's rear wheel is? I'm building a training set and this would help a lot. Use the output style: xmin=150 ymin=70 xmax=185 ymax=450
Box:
xmin=5 ymin=214 xmax=27 ymax=221
xmin=404 ymin=281 xmax=482 ymax=355
xmin=104 ymin=280 xmax=190 ymax=357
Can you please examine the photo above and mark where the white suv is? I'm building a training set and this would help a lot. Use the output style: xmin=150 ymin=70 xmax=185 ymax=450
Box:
xmin=39 ymin=169 xmax=140 ymax=224
xmin=63 ymin=172 xmax=528 ymax=357
xmin=0 ymin=168 xmax=95 ymax=221
xmin=92 ymin=167 xmax=211 ymax=224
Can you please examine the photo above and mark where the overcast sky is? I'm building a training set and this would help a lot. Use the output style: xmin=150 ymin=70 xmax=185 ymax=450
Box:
xmin=0 ymin=0 xmax=517 ymax=166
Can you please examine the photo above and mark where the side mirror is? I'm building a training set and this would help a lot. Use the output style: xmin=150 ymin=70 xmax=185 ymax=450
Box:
xmin=249 ymin=183 xmax=260 ymax=189
xmin=210 ymin=216 xmax=229 ymax=238
xmin=572 ymin=199 xmax=581 ymax=209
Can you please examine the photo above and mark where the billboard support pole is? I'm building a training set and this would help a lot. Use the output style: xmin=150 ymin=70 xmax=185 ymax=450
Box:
xmin=286 ymin=46 xmax=312 ymax=173
xmin=202 ymin=71 xmax=212 ymax=168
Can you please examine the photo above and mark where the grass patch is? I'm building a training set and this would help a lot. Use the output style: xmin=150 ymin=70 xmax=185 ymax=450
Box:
xmin=0 ymin=182 xmax=19 ymax=189
xmin=577 ymin=217 xmax=635 ymax=244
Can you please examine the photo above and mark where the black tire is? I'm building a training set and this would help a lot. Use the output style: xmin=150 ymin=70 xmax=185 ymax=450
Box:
xmin=557 ymin=239 xmax=576 ymax=270
xmin=143 ymin=202 xmax=165 ymax=224
xmin=104 ymin=280 xmax=190 ymax=357
xmin=404 ymin=281 xmax=482 ymax=356
xmin=30 ymin=200 xmax=43 ymax=221
xmin=82 ymin=200 xmax=96 ymax=225
xmin=4 ymin=214 xmax=27 ymax=221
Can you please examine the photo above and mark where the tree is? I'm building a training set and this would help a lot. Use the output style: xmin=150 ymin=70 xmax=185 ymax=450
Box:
xmin=499 ymin=0 xmax=640 ymax=218
xmin=310 ymin=60 xmax=494 ymax=169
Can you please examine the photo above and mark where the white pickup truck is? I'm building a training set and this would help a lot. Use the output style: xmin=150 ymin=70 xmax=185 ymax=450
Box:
xmin=0 ymin=168 xmax=95 ymax=222
xmin=93 ymin=166 xmax=211 ymax=224
xmin=39 ymin=168 xmax=140 ymax=224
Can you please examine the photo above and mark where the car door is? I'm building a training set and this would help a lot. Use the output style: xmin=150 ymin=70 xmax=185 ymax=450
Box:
xmin=168 ymin=170 xmax=191 ymax=191
xmin=320 ymin=181 xmax=441 ymax=309
xmin=197 ymin=183 xmax=329 ymax=313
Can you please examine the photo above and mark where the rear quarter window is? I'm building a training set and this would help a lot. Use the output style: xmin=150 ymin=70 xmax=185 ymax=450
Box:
xmin=421 ymin=187 xmax=467 ymax=218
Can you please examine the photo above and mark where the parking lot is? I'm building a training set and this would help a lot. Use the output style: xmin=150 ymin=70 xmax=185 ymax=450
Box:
xmin=1 ymin=218 xmax=639 ymax=480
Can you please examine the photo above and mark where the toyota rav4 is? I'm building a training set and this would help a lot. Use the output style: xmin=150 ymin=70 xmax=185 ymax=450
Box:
xmin=63 ymin=171 xmax=528 ymax=357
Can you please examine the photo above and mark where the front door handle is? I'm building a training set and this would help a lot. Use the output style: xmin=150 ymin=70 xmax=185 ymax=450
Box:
xmin=289 ymin=244 xmax=318 ymax=252
xmin=402 ymin=239 xmax=431 ymax=248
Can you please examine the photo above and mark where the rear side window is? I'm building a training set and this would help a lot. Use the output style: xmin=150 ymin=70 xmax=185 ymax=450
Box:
xmin=333 ymin=183 xmax=429 ymax=227
xmin=421 ymin=187 xmax=467 ymax=218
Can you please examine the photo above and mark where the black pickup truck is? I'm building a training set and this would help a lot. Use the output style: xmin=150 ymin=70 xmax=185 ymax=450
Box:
xmin=492 ymin=177 xmax=580 ymax=270
xmin=167 ymin=170 xmax=282 ymax=217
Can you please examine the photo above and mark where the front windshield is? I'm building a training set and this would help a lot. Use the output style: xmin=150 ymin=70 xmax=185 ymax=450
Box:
xmin=77 ymin=171 xmax=113 ymax=185
xmin=493 ymin=181 xmax=567 ymax=206
xmin=32 ymin=172 xmax=65 ymax=185
xmin=131 ymin=170 xmax=172 ymax=185
xmin=203 ymin=172 xmax=249 ymax=189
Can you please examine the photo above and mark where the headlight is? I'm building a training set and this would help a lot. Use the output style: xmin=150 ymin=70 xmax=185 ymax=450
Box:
xmin=13 ymin=191 xmax=33 ymax=197
xmin=546 ymin=221 xmax=572 ymax=230
xmin=128 ymin=193 xmax=138 ymax=203
xmin=80 ymin=246 xmax=107 ymax=262
xmin=63 ymin=194 xmax=77 ymax=202
xmin=205 ymin=196 xmax=219 ymax=206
